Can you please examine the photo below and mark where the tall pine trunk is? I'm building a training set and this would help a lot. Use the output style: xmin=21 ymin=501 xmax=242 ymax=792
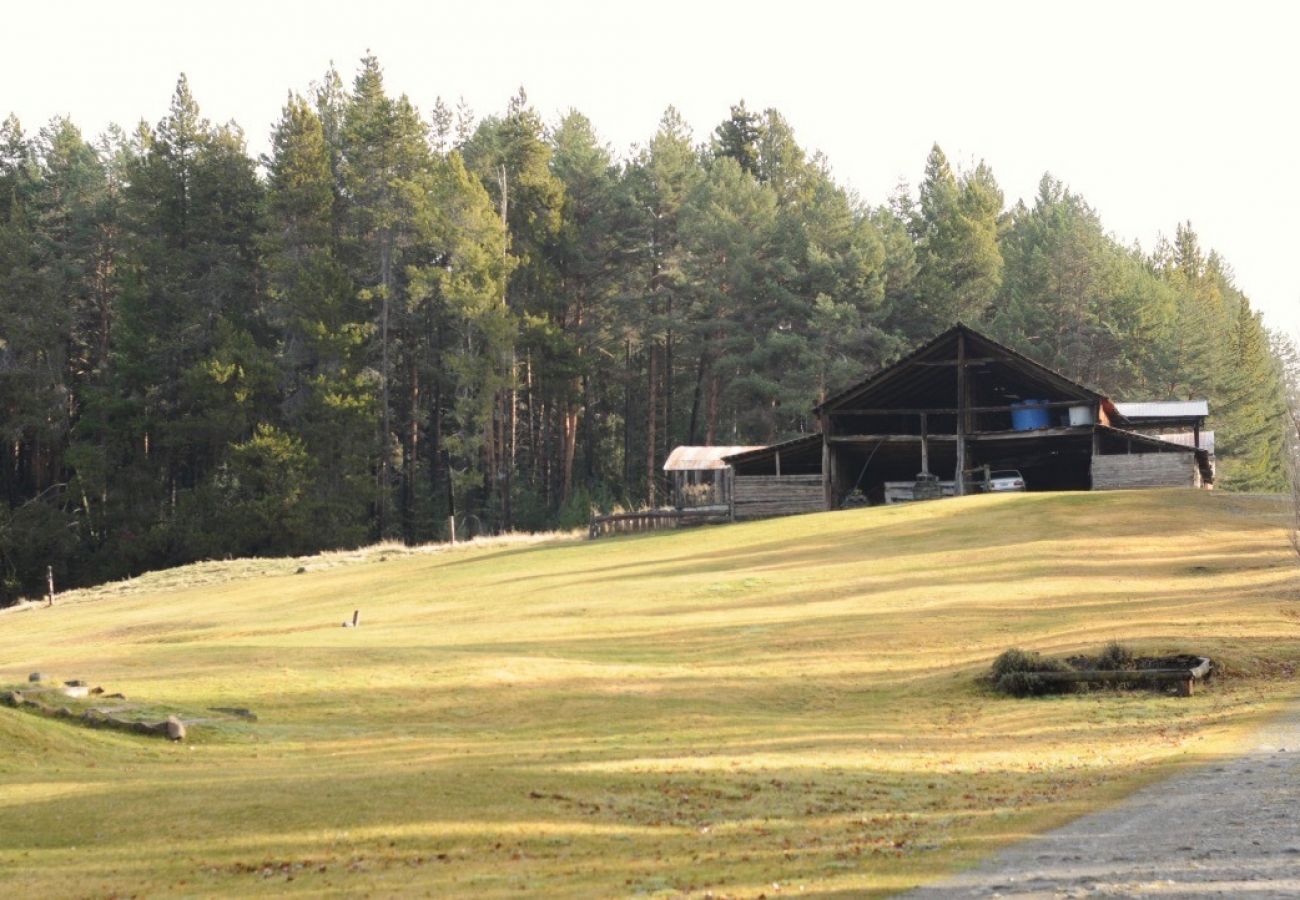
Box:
xmin=377 ymin=233 xmax=393 ymax=536
xmin=560 ymin=304 xmax=584 ymax=506
xmin=404 ymin=363 xmax=419 ymax=541
xmin=622 ymin=341 xmax=632 ymax=491
xmin=582 ymin=374 xmax=594 ymax=484
xmin=645 ymin=345 xmax=658 ymax=505
xmin=705 ymin=372 xmax=720 ymax=445
xmin=688 ymin=352 xmax=708 ymax=445
xmin=561 ymin=400 xmax=578 ymax=506
xmin=665 ymin=299 xmax=674 ymax=458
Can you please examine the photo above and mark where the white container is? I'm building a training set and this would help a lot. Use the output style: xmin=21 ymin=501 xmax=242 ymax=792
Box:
xmin=1068 ymin=405 xmax=1095 ymax=426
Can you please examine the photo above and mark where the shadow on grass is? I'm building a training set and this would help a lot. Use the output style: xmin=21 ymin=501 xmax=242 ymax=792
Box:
xmin=0 ymin=718 xmax=1233 ymax=897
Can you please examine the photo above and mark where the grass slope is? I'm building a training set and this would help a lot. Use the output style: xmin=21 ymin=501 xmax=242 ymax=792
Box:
xmin=1 ymin=490 xmax=1298 ymax=898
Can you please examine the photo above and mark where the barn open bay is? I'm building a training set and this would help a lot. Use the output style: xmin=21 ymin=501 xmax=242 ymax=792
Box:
xmin=2 ymin=489 xmax=1298 ymax=897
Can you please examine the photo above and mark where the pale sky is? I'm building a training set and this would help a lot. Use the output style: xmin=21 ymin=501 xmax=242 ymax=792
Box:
xmin=7 ymin=0 xmax=1299 ymax=338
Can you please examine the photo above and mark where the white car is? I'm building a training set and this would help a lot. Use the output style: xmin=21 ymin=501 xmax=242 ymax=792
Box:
xmin=974 ymin=469 xmax=1026 ymax=492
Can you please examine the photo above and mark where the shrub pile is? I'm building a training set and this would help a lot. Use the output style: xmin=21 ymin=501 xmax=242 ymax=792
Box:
xmin=989 ymin=648 xmax=1072 ymax=696
xmin=990 ymin=643 xmax=1211 ymax=697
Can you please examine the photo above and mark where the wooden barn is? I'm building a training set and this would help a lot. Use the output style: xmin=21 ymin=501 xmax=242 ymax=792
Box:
xmin=814 ymin=324 xmax=1212 ymax=508
xmin=662 ymin=324 xmax=1213 ymax=522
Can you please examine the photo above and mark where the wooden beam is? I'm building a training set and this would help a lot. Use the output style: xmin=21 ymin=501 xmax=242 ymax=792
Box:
xmin=1030 ymin=669 xmax=1194 ymax=685
xmin=920 ymin=412 xmax=929 ymax=476
xmin=831 ymin=401 xmax=1091 ymax=417
xmin=955 ymin=332 xmax=967 ymax=496
xmin=968 ymin=427 xmax=1093 ymax=441
xmin=909 ymin=356 xmax=999 ymax=367
xmin=831 ymin=407 xmax=960 ymax=416
xmin=727 ymin=467 xmax=735 ymax=522
xmin=828 ymin=438 xmax=838 ymax=506
xmin=830 ymin=427 xmax=1095 ymax=444
xmin=829 ymin=434 xmax=957 ymax=444
xmin=820 ymin=412 xmax=832 ymax=510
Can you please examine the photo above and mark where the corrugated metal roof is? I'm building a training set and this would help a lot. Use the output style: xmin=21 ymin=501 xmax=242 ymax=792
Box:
xmin=722 ymin=433 xmax=823 ymax=463
xmin=663 ymin=446 xmax=764 ymax=471
xmin=1156 ymin=430 xmax=1215 ymax=455
xmin=1114 ymin=400 xmax=1209 ymax=419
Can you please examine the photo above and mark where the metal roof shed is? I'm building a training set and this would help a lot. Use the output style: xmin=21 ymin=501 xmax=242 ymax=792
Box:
xmin=662 ymin=446 xmax=763 ymax=471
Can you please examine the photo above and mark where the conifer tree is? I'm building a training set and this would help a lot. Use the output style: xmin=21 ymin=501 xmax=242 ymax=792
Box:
xmin=621 ymin=107 xmax=703 ymax=502
xmin=910 ymin=144 xmax=1003 ymax=335
xmin=462 ymin=89 xmax=563 ymax=526
xmin=338 ymin=55 xmax=435 ymax=537
xmin=263 ymin=92 xmax=374 ymax=547
xmin=712 ymin=101 xmax=762 ymax=178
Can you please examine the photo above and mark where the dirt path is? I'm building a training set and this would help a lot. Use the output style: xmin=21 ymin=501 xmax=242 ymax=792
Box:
xmin=908 ymin=702 xmax=1300 ymax=898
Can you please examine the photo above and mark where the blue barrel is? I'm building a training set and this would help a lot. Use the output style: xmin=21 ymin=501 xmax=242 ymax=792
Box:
xmin=1010 ymin=400 xmax=1051 ymax=430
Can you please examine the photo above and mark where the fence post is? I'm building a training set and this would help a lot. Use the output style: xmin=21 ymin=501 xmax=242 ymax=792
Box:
xmin=46 ymin=566 xmax=54 ymax=607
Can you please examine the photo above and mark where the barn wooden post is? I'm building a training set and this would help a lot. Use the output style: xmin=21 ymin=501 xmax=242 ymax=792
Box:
xmin=727 ymin=466 xmax=736 ymax=522
xmin=774 ymin=450 xmax=781 ymax=477
xmin=920 ymin=412 xmax=929 ymax=476
xmin=820 ymin=411 xmax=833 ymax=510
xmin=828 ymin=439 xmax=838 ymax=507
xmin=954 ymin=331 xmax=967 ymax=496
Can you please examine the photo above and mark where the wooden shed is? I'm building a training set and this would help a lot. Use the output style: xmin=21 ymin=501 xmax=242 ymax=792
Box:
xmin=662 ymin=445 xmax=761 ymax=510
xmin=723 ymin=435 xmax=825 ymax=519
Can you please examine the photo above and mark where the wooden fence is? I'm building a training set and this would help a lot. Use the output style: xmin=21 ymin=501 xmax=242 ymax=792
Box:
xmin=588 ymin=507 xmax=731 ymax=539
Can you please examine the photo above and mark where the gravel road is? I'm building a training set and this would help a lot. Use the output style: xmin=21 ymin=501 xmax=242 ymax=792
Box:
xmin=907 ymin=702 xmax=1300 ymax=898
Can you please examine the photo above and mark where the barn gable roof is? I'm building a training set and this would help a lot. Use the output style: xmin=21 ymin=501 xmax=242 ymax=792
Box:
xmin=814 ymin=323 xmax=1105 ymax=415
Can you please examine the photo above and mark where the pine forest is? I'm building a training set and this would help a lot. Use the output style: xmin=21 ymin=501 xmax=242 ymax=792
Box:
xmin=1 ymin=57 xmax=1292 ymax=601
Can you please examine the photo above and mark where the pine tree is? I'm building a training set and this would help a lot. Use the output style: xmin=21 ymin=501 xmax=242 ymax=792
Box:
xmin=621 ymin=107 xmax=703 ymax=502
xmin=712 ymin=101 xmax=762 ymax=177
xmin=263 ymin=92 xmax=374 ymax=548
xmin=110 ymin=74 xmax=269 ymax=562
xmin=1214 ymin=291 xmax=1287 ymax=491
xmin=338 ymin=55 xmax=435 ymax=537
xmin=462 ymin=89 xmax=563 ymax=526
xmin=909 ymin=144 xmax=1003 ymax=335
xmin=548 ymin=111 xmax=621 ymax=506
xmin=407 ymin=151 xmax=514 ymax=532
xmin=679 ymin=156 xmax=779 ymax=444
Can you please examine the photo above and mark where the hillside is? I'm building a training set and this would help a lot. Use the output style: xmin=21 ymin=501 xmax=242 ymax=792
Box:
xmin=1 ymin=490 xmax=1298 ymax=897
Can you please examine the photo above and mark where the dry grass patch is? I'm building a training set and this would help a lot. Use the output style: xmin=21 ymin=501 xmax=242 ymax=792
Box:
xmin=0 ymin=490 xmax=1297 ymax=897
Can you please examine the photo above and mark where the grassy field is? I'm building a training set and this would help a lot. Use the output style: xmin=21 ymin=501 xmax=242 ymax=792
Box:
xmin=1 ymin=489 xmax=1298 ymax=898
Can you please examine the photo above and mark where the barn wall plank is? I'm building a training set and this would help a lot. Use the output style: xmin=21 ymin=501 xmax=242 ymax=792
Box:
xmin=733 ymin=475 xmax=825 ymax=519
xmin=1091 ymin=453 xmax=1198 ymax=490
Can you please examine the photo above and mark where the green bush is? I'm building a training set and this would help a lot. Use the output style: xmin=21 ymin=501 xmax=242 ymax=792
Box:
xmin=990 ymin=648 xmax=1071 ymax=696
xmin=991 ymin=647 xmax=1061 ymax=678
xmin=1096 ymin=640 xmax=1134 ymax=670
